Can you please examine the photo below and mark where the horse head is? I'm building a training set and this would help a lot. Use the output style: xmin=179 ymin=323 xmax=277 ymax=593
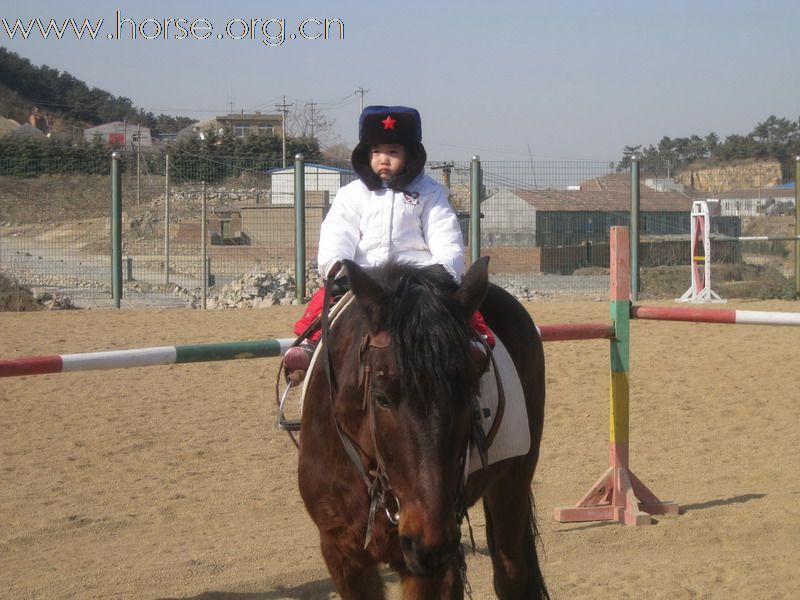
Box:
xmin=341 ymin=257 xmax=489 ymax=577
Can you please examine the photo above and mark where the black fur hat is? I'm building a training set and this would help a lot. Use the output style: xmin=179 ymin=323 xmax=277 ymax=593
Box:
xmin=351 ymin=105 xmax=427 ymax=191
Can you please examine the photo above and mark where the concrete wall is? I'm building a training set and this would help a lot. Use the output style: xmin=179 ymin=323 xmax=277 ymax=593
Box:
xmin=239 ymin=205 xmax=327 ymax=246
xmin=481 ymin=189 xmax=537 ymax=237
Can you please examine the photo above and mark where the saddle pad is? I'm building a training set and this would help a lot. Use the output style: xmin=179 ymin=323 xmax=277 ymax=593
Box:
xmin=299 ymin=295 xmax=354 ymax=410
xmin=468 ymin=335 xmax=531 ymax=474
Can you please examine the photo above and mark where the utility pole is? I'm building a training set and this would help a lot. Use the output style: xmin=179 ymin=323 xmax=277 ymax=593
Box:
xmin=354 ymin=87 xmax=369 ymax=113
xmin=430 ymin=161 xmax=454 ymax=194
xmin=275 ymin=95 xmax=293 ymax=168
xmin=307 ymin=99 xmax=317 ymax=138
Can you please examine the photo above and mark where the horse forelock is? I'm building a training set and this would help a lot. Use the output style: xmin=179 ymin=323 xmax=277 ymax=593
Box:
xmin=368 ymin=261 xmax=481 ymax=415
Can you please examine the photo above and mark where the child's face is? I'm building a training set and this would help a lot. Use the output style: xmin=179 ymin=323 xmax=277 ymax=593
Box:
xmin=370 ymin=144 xmax=406 ymax=181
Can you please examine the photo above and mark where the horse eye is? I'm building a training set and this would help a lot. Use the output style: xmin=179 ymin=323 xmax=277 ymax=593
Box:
xmin=371 ymin=391 xmax=392 ymax=409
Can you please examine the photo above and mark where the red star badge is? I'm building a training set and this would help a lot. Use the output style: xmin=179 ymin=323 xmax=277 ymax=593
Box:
xmin=382 ymin=115 xmax=396 ymax=130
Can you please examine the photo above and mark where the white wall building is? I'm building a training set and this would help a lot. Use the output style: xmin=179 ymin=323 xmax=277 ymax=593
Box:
xmin=270 ymin=164 xmax=356 ymax=205
xmin=84 ymin=122 xmax=153 ymax=149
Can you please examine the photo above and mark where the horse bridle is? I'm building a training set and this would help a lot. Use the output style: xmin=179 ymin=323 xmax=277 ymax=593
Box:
xmin=358 ymin=331 xmax=475 ymax=551
xmin=318 ymin=274 xmax=402 ymax=549
xmin=318 ymin=272 xmax=474 ymax=552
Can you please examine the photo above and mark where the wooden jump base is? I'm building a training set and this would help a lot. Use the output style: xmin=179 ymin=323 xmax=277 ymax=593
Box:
xmin=554 ymin=226 xmax=681 ymax=525
xmin=678 ymin=200 xmax=800 ymax=304
xmin=678 ymin=200 xmax=723 ymax=303
xmin=555 ymin=225 xmax=800 ymax=526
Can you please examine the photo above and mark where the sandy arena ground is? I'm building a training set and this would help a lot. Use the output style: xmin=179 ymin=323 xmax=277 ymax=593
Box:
xmin=1 ymin=299 xmax=799 ymax=599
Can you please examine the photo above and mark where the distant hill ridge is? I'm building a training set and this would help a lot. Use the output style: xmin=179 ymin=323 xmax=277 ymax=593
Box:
xmin=0 ymin=47 xmax=193 ymax=137
xmin=676 ymin=159 xmax=785 ymax=193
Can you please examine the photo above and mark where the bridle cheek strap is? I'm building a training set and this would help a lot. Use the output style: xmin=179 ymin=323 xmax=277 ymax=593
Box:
xmin=360 ymin=334 xmax=402 ymax=548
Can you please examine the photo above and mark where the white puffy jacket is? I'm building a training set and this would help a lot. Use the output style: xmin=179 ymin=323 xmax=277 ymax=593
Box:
xmin=317 ymin=174 xmax=465 ymax=280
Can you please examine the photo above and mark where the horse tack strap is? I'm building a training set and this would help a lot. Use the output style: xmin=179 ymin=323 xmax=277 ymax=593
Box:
xmin=317 ymin=273 xmax=373 ymax=491
xmin=363 ymin=385 xmax=400 ymax=548
xmin=317 ymin=280 xmax=398 ymax=549
xmin=359 ymin=332 xmax=390 ymax=410
xmin=362 ymin=331 xmax=391 ymax=349
xmin=482 ymin=340 xmax=506 ymax=449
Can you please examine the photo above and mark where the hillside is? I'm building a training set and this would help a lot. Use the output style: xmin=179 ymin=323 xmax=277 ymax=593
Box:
xmin=0 ymin=48 xmax=193 ymax=137
xmin=675 ymin=158 xmax=784 ymax=193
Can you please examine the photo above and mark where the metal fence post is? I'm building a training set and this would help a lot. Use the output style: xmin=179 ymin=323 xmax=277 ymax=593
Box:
xmin=630 ymin=156 xmax=640 ymax=301
xmin=295 ymin=153 xmax=306 ymax=302
xmin=111 ymin=152 xmax=122 ymax=308
xmin=470 ymin=155 xmax=481 ymax=264
xmin=201 ymin=181 xmax=207 ymax=310
xmin=164 ymin=153 xmax=170 ymax=285
xmin=795 ymin=156 xmax=799 ymax=299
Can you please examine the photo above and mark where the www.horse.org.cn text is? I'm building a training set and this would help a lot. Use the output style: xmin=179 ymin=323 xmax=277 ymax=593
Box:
xmin=1 ymin=12 xmax=345 ymax=47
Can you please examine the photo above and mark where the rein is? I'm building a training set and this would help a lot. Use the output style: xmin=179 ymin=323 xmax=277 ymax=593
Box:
xmin=319 ymin=274 xmax=400 ymax=549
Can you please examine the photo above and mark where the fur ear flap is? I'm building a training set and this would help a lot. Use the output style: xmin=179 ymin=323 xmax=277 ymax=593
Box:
xmin=455 ymin=256 xmax=489 ymax=316
xmin=342 ymin=260 xmax=389 ymax=332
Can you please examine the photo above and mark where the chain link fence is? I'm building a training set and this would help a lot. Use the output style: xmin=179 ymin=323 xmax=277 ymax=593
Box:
xmin=1 ymin=151 xmax=797 ymax=309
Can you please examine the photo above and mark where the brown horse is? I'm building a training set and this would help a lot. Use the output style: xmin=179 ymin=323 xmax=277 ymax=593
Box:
xmin=297 ymin=257 xmax=548 ymax=599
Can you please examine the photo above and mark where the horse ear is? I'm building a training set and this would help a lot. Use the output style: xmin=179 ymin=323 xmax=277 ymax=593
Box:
xmin=455 ymin=256 xmax=489 ymax=315
xmin=341 ymin=259 xmax=389 ymax=331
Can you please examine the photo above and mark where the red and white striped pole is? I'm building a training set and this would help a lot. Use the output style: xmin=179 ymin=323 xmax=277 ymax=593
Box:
xmin=633 ymin=305 xmax=800 ymax=326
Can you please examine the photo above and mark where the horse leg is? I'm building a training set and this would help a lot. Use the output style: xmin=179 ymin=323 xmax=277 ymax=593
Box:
xmin=400 ymin=565 xmax=463 ymax=600
xmin=483 ymin=481 xmax=549 ymax=599
xmin=319 ymin=534 xmax=385 ymax=600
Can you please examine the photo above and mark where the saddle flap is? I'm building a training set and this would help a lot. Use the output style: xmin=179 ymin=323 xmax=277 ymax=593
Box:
xmin=468 ymin=335 xmax=531 ymax=474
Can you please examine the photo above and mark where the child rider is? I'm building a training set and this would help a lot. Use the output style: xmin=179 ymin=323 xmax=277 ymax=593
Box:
xmin=284 ymin=105 xmax=493 ymax=383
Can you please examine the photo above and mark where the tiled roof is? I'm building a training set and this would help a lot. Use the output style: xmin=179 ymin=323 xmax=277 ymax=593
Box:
xmin=513 ymin=173 xmax=693 ymax=212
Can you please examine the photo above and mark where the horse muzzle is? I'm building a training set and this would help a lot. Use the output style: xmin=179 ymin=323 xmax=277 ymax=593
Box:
xmin=399 ymin=532 xmax=460 ymax=577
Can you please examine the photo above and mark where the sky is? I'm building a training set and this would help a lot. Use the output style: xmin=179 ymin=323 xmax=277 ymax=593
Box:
xmin=2 ymin=0 xmax=799 ymax=162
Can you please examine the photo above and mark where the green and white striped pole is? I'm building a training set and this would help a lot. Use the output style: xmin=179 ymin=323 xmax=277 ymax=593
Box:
xmin=0 ymin=338 xmax=296 ymax=378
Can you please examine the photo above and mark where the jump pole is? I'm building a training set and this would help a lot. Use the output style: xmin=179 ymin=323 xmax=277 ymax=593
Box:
xmin=0 ymin=325 xmax=615 ymax=378
xmin=0 ymin=339 xmax=295 ymax=378
xmin=537 ymin=323 xmax=615 ymax=342
xmin=632 ymin=305 xmax=800 ymax=326
xmin=554 ymin=226 xmax=680 ymax=525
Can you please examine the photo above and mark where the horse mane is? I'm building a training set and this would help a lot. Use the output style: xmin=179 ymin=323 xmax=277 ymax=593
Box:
xmin=361 ymin=260 xmax=481 ymax=414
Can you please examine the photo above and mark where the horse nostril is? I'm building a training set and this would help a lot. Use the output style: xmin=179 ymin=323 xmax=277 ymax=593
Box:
xmin=400 ymin=533 xmax=456 ymax=576
xmin=399 ymin=533 xmax=418 ymax=557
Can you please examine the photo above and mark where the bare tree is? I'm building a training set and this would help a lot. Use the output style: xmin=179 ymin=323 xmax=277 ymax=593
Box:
xmin=287 ymin=102 xmax=334 ymax=141
xmin=322 ymin=142 xmax=352 ymax=164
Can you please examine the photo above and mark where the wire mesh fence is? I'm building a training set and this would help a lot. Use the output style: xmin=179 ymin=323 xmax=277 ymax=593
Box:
xmin=0 ymin=151 xmax=797 ymax=310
